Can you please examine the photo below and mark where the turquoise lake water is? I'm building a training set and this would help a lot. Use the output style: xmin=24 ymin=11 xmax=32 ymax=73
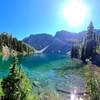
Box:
xmin=0 ymin=54 xmax=69 ymax=80
xmin=0 ymin=54 xmax=85 ymax=93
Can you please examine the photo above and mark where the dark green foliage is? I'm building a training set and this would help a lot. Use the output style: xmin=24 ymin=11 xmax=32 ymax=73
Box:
xmin=81 ymin=46 xmax=87 ymax=63
xmin=1 ymin=56 xmax=35 ymax=100
xmin=87 ymin=73 xmax=100 ymax=100
xmin=71 ymin=45 xmax=80 ymax=59
xmin=81 ymin=41 xmax=97 ymax=63
xmin=81 ymin=22 xmax=97 ymax=63
xmin=17 ymin=41 xmax=23 ymax=52
xmin=0 ymin=32 xmax=34 ymax=54
xmin=1 ymin=56 xmax=20 ymax=100
xmin=86 ymin=21 xmax=95 ymax=41
xmin=85 ymin=40 xmax=96 ymax=59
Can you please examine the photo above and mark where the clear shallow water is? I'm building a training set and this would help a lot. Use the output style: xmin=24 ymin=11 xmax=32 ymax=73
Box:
xmin=0 ymin=54 xmax=85 ymax=93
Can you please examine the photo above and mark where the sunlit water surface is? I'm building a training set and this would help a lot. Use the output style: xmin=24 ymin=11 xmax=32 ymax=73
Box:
xmin=0 ymin=54 xmax=85 ymax=96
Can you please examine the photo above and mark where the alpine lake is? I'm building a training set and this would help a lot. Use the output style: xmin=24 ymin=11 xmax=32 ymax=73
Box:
xmin=0 ymin=54 xmax=85 ymax=99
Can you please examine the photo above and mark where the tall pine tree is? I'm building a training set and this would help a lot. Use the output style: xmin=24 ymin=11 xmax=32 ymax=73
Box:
xmin=1 ymin=55 xmax=34 ymax=100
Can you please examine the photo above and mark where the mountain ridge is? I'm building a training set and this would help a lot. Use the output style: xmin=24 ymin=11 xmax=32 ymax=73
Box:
xmin=23 ymin=29 xmax=100 ymax=54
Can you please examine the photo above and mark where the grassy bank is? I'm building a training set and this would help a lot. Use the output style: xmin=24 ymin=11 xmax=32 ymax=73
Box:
xmin=81 ymin=64 xmax=100 ymax=100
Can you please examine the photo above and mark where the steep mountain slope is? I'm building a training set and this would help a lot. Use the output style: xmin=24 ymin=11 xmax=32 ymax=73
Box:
xmin=23 ymin=34 xmax=53 ymax=50
xmin=23 ymin=30 xmax=100 ymax=54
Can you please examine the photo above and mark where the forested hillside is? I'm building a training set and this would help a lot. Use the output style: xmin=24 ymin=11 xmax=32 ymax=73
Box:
xmin=0 ymin=32 xmax=34 ymax=55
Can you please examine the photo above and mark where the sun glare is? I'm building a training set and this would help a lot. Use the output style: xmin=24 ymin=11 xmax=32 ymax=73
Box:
xmin=62 ymin=0 xmax=88 ymax=27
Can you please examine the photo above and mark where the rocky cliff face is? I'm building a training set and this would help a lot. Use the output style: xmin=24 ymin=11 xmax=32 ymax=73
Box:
xmin=23 ymin=34 xmax=53 ymax=50
xmin=44 ymin=30 xmax=83 ymax=54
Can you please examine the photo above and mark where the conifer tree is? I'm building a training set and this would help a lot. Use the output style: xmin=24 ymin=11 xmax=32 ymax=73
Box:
xmin=1 ymin=56 xmax=20 ymax=100
xmin=81 ymin=46 xmax=86 ymax=62
xmin=81 ymin=22 xmax=97 ymax=63
xmin=86 ymin=21 xmax=95 ymax=41
xmin=0 ymin=32 xmax=34 ymax=54
xmin=1 ymin=55 xmax=35 ymax=100
xmin=71 ymin=45 xmax=80 ymax=59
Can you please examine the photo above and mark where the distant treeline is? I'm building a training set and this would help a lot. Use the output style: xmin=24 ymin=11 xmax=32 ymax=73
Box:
xmin=0 ymin=32 xmax=34 ymax=54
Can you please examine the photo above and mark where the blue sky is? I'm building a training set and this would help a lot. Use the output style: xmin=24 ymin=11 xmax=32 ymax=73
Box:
xmin=0 ymin=0 xmax=100 ymax=40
